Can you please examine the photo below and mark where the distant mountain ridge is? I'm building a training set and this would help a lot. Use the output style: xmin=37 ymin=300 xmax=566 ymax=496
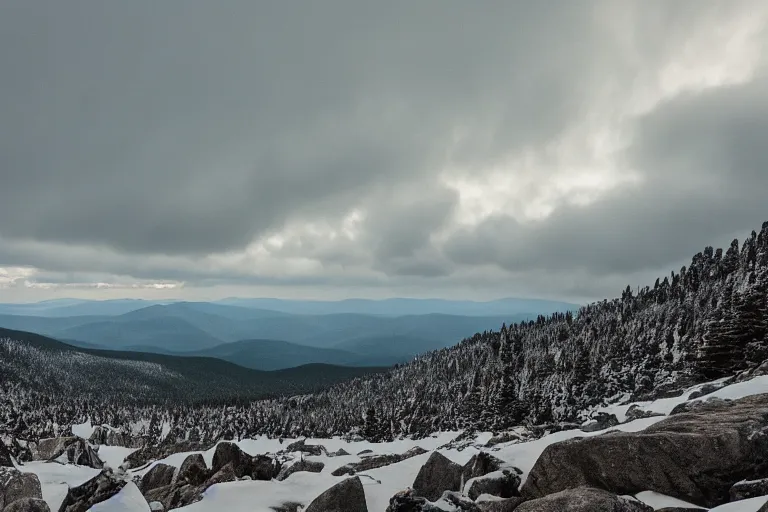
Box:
xmin=0 ymin=296 xmax=579 ymax=317
xmin=0 ymin=298 xmax=574 ymax=368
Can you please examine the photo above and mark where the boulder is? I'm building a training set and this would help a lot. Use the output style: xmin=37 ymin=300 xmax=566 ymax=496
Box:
xmin=476 ymin=496 xmax=527 ymax=512
xmin=176 ymin=454 xmax=209 ymax=486
xmin=305 ymin=476 xmax=368 ymax=512
xmin=0 ymin=468 xmax=43 ymax=509
xmin=123 ymin=440 xmax=209 ymax=469
xmin=285 ymin=439 xmax=325 ymax=456
xmin=65 ymin=439 xmax=103 ymax=469
xmin=581 ymin=413 xmax=620 ymax=433
xmin=211 ymin=442 xmax=252 ymax=477
xmin=437 ymin=491 xmax=482 ymax=511
xmin=139 ymin=463 xmax=176 ymax=494
xmin=205 ymin=462 xmax=237 ymax=487
xmin=333 ymin=447 xmax=428 ymax=476
xmin=4 ymin=498 xmax=52 ymax=512
xmin=276 ymin=459 xmax=325 ymax=481
xmin=412 ymin=452 xmax=463 ymax=501
xmin=58 ymin=470 xmax=127 ymax=512
xmin=730 ymin=478 xmax=768 ymax=502
xmin=521 ymin=394 xmax=768 ymax=508
xmin=625 ymin=405 xmax=662 ymax=422
xmin=516 ymin=487 xmax=653 ymax=512
xmin=462 ymin=452 xmax=509 ymax=480
xmin=251 ymin=454 xmax=281 ymax=481
xmin=357 ymin=449 xmax=373 ymax=456
xmin=10 ymin=439 xmax=35 ymax=464
xmin=385 ymin=489 xmax=444 ymax=512
xmin=687 ymin=383 xmax=725 ymax=401
xmin=35 ymin=437 xmax=102 ymax=468
xmin=144 ymin=483 xmax=201 ymax=511
xmin=1 ymin=442 xmax=13 ymax=467
xmin=36 ymin=437 xmax=76 ymax=461
xmin=467 ymin=471 xmax=521 ymax=500
xmin=329 ymin=449 xmax=350 ymax=457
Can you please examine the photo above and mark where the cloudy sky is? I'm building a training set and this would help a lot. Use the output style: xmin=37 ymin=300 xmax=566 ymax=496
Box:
xmin=1 ymin=1 xmax=767 ymax=304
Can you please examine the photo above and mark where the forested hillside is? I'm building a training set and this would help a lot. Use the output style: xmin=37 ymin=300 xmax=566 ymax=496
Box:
xmin=3 ymin=223 xmax=768 ymax=444
xmin=247 ymin=221 xmax=768 ymax=439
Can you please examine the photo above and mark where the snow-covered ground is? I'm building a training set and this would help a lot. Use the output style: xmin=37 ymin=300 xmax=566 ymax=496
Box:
xmin=16 ymin=374 xmax=768 ymax=512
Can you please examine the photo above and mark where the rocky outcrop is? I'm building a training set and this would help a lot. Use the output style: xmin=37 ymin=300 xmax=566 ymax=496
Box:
xmin=4 ymin=498 xmax=52 ymax=512
xmin=212 ymin=442 xmax=253 ymax=478
xmin=141 ymin=455 xmax=248 ymax=510
xmin=521 ymin=394 xmax=768 ymax=508
xmin=176 ymin=454 xmax=208 ymax=486
xmin=625 ymin=405 xmax=662 ymax=422
xmin=305 ymin=477 xmax=368 ymax=512
xmin=332 ymin=447 xmax=428 ymax=476
xmin=412 ymin=452 xmax=463 ymax=502
xmin=139 ymin=464 xmax=176 ymax=494
xmin=516 ymin=487 xmax=653 ymax=512
xmin=438 ymin=491 xmax=482 ymax=511
xmin=581 ymin=413 xmax=619 ymax=433
xmin=476 ymin=496 xmax=527 ymax=512
xmin=58 ymin=470 xmax=127 ymax=512
xmin=65 ymin=439 xmax=103 ymax=469
xmin=144 ymin=483 xmax=201 ymax=512
xmin=730 ymin=478 xmax=768 ymax=502
xmin=466 ymin=471 xmax=521 ymax=500
xmin=124 ymin=441 xmax=209 ymax=469
xmin=1 ymin=442 xmax=13 ymax=467
xmin=0 ymin=468 xmax=43 ymax=510
xmin=285 ymin=439 xmax=326 ymax=456
xmin=462 ymin=452 xmax=508 ymax=481
xmin=386 ymin=489 xmax=443 ymax=512
xmin=276 ymin=459 xmax=325 ymax=481
xmin=328 ymin=448 xmax=350 ymax=457
xmin=36 ymin=437 xmax=77 ymax=461
xmin=206 ymin=462 xmax=237 ymax=487
xmin=35 ymin=437 xmax=102 ymax=468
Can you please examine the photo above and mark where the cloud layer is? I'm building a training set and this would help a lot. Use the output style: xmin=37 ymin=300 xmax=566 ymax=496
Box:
xmin=1 ymin=1 xmax=767 ymax=302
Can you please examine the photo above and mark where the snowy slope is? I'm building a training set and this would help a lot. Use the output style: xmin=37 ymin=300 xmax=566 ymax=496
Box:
xmin=14 ymin=374 xmax=768 ymax=512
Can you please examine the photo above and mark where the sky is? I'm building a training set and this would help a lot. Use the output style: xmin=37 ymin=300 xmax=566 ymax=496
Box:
xmin=1 ymin=1 xmax=768 ymax=304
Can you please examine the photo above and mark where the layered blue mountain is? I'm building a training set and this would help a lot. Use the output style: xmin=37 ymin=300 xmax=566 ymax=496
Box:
xmin=0 ymin=298 xmax=577 ymax=370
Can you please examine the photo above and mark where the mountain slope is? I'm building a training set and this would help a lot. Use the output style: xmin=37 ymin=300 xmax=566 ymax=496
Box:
xmin=238 ymin=220 xmax=768 ymax=439
xmin=59 ymin=316 xmax=225 ymax=351
xmin=189 ymin=339 xmax=370 ymax=371
xmin=0 ymin=327 xmax=383 ymax=404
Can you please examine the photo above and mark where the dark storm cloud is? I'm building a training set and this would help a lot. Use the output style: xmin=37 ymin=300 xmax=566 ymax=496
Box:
xmin=444 ymin=66 xmax=768 ymax=277
xmin=1 ymin=0 xmax=767 ymax=300
xmin=0 ymin=1 xmax=602 ymax=255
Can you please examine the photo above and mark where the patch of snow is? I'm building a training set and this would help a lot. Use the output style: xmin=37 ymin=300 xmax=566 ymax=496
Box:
xmin=692 ymin=376 xmax=768 ymax=403
xmin=179 ymin=472 xmax=341 ymax=512
xmin=98 ymin=446 xmax=138 ymax=469
xmin=635 ymin=490 xmax=701 ymax=510
xmin=91 ymin=482 xmax=150 ymax=512
xmin=71 ymin=419 xmax=94 ymax=439
xmin=20 ymin=461 xmax=100 ymax=511
xmin=709 ymin=495 xmax=768 ymax=511
xmin=594 ymin=375 xmax=766 ymax=423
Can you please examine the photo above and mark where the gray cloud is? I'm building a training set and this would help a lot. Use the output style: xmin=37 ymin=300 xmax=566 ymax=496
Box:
xmin=1 ymin=0 xmax=767 ymax=301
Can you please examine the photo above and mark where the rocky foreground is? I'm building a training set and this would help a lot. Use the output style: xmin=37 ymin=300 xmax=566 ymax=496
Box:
xmin=4 ymin=377 xmax=768 ymax=511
